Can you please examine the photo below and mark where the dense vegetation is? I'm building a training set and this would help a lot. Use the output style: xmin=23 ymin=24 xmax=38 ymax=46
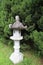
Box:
xmin=0 ymin=0 xmax=43 ymax=57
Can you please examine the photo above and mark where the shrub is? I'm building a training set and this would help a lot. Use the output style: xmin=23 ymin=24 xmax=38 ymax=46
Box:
xmin=30 ymin=30 xmax=43 ymax=57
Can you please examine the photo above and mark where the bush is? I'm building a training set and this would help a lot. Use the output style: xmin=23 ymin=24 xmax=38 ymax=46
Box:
xmin=0 ymin=0 xmax=43 ymax=57
xmin=30 ymin=30 xmax=43 ymax=57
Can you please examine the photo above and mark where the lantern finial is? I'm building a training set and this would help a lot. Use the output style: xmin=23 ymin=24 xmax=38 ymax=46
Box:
xmin=15 ymin=15 xmax=20 ymax=22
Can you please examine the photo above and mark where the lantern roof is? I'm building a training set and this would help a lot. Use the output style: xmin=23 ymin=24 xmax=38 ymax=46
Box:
xmin=9 ymin=15 xmax=27 ymax=30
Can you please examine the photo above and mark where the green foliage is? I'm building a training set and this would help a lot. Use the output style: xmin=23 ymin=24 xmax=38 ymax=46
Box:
xmin=0 ymin=0 xmax=43 ymax=57
xmin=0 ymin=0 xmax=34 ymax=40
xmin=30 ymin=30 xmax=43 ymax=56
xmin=25 ymin=15 xmax=33 ymax=26
xmin=37 ymin=16 xmax=43 ymax=30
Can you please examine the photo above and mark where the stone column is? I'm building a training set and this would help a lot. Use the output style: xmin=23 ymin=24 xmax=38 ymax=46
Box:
xmin=10 ymin=30 xmax=23 ymax=64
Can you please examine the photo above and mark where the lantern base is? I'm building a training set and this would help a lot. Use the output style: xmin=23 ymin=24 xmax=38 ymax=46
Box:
xmin=9 ymin=52 xmax=23 ymax=64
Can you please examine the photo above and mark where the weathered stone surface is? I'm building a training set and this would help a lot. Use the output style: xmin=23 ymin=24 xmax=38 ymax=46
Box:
xmin=9 ymin=16 xmax=27 ymax=30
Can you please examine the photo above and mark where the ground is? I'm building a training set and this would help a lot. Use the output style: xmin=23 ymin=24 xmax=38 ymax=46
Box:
xmin=0 ymin=41 xmax=42 ymax=65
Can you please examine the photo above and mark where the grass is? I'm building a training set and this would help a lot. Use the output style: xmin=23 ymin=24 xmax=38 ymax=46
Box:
xmin=0 ymin=41 xmax=42 ymax=65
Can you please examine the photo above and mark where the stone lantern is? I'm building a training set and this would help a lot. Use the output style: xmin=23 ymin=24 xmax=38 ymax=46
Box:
xmin=9 ymin=15 xmax=27 ymax=64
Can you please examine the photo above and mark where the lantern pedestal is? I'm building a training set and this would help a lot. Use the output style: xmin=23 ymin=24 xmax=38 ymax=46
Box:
xmin=10 ymin=52 xmax=23 ymax=64
xmin=9 ymin=30 xmax=23 ymax=64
